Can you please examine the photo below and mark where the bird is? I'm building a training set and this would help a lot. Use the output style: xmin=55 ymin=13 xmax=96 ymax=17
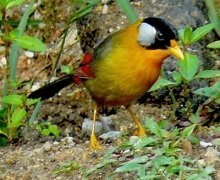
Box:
xmin=28 ymin=17 xmax=184 ymax=150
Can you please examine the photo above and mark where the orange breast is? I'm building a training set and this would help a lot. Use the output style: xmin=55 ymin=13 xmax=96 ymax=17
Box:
xmin=83 ymin=21 xmax=170 ymax=106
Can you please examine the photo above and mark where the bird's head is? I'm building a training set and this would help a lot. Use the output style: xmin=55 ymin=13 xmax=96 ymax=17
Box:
xmin=137 ymin=17 xmax=184 ymax=60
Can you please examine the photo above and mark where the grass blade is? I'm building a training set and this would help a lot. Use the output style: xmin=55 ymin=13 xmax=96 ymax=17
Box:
xmin=116 ymin=0 xmax=138 ymax=24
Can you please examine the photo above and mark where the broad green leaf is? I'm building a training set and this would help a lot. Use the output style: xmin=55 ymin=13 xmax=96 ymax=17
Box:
xmin=191 ymin=23 xmax=215 ymax=43
xmin=152 ymin=156 xmax=172 ymax=169
xmin=189 ymin=114 xmax=200 ymax=124
xmin=6 ymin=0 xmax=24 ymax=9
xmin=14 ymin=35 xmax=46 ymax=52
xmin=179 ymin=53 xmax=199 ymax=81
xmin=137 ymin=167 xmax=146 ymax=179
xmin=166 ymin=164 xmax=182 ymax=173
xmin=148 ymin=78 xmax=176 ymax=92
xmin=183 ymin=27 xmax=193 ymax=45
xmin=207 ymin=40 xmax=220 ymax=48
xmin=2 ymin=94 xmax=23 ymax=105
xmin=35 ymin=124 xmax=42 ymax=132
xmin=48 ymin=125 xmax=60 ymax=138
xmin=212 ymin=138 xmax=220 ymax=146
xmin=85 ymin=158 xmax=117 ymax=176
xmin=9 ymin=108 xmax=26 ymax=128
xmin=26 ymin=98 xmax=40 ymax=106
xmin=0 ymin=126 xmax=8 ymax=137
xmin=134 ymin=137 xmax=156 ymax=148
xmin=194 ymin=87 xmax=216 ymax=98
xmin=215 ymin=98 xmax=220 ymax=104
xmin=178 ymin=28 xmax=185 ymax=42
xmin=114 ymin=163 xmax=143 ymax=173
xmin=172 ymin=71 xmax=182 ymax=84
xmin=60 ymin=65 xmax=73 ymax=75
xmin=7 ymin=29 xmax=19 ymax=40
xmin=145 ymin=117 xmax=163 ymax=138
xmin=0 ymin=136 xmax=8 ymax=146
xmin=194 ymin=81 xmax=220 ymax=98
xmin=0 ymin=0 xmax=11 ymax=9
xmin=182 ymin=124 xmax=197 ymax=137
xmin=187 ymin=135 xmax=200 ymax=144
xmin=204 ymin=165 xmax=215 ymax=174
xmin=122 ymin=156 xmax=148 ymax=165
xmin=41 ymin=129 xmax=50 ymax=136
xmin=194 ymin=70 xmax=220 ymax=79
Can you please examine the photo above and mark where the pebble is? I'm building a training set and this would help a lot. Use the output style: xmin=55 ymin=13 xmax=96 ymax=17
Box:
xmin=49 ymin=76 xmax=59 ymax=83
xmin=204 ymin=147 xmax=220 ymax=164
xmin=101 ymin=0 xmax=108 ymax=3
xmin=61 ymin=136 xmax=76 ymax=147
xmin=24 ymin=51 xmax=34 ymax=58
xmin=43 ymin=141 xmax=53 ymax=151
xmin=200 ymin=141 xmax=213 ymax=148
xmin=0 ymin=56 xmax=7 ymax=67
xmin=108 ymin=28 xmax=114 ymax=33
xmin=102 ymin=4 xmax=108 ymax=14
xmin=82 ymin=118 xmax=103 ymax=136
xmin=53 ymin=141 xmax=60 ymax=145
xmin=129 ymin=136 xmax=140 ymax=144
xmin=99 ymin=131 xmax=121 ymax=140
xmin=0 ymin=46 xmax=5 ymax=54
xmin=100 ymin=116 xmax=113 ymax=132
xmin=123 ymin=149 xmax=131 ymax=154
xmin=64 ymin=127 xmax=72 ymax=136
xmin=33 ymin=147 xmax=44 ymax=155
xmin=198 ymin=159 xmax=206 ymax=166
xmin=31 ymin=82 xmax=41 ymax=92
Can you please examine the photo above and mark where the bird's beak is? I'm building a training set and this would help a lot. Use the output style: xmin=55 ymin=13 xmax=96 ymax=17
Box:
xmin=167 ymin=40 xmax=184 ymax=60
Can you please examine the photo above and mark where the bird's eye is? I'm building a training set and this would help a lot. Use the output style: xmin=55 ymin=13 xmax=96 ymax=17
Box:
xmin=156 ymin=32 xmax=164 ymax=41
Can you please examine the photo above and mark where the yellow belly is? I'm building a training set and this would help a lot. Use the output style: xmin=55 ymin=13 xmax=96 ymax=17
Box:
xmin=84 ymin=49 xmax=168 ymax=106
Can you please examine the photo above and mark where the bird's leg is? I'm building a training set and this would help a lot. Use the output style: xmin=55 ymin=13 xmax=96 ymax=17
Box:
xmin=90 ymin=105 xmax=101 ymax=150
xmin=127 ymin=106 xmax=146 ymax=137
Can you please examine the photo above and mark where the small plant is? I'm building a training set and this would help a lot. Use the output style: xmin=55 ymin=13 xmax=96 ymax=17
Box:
xmin=84 ymin=118 xmax=214 ymax=179
xmin=53 ymin=160 xmax=79 ymax=175
xmin=0 ymin=1 xmax=46 ymax=145
xmin=35 ymin=121 xmax=60 ymax=139
xmin=0 ymin=94 xmax=39 ymax=145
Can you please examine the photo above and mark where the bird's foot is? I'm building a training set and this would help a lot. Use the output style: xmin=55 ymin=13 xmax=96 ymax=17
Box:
xmin=134 ymin=126 xmax=146 ymax=137
xmin=90 ymin=133 xmax=101 ymax=151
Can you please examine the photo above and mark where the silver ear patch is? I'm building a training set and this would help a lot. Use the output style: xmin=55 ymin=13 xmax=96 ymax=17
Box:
xmin=137 ymin=23 xmax=156 ymax=47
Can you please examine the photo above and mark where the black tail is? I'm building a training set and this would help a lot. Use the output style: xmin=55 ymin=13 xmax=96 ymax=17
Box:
xmin=28 ymin=75 xmax=73 ymax=100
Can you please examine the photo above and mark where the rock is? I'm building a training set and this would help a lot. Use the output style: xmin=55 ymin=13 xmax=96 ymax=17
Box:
xmin=24 ymin=51 xmax=34 ymax=58
xmin=200 ymin=141 xmax=213 ymax=148
xmin=33 ymin=147 xmax=44 ymax=155
xmin=82 ymin=118 xmax=104 ymax=136
xmin=43 ymin=141 xmax=53 ymax=151
xmin=204 ymin=147 xmax=220 ymax=164
xmin=53 ymin=141 xmax=60 ymax=145
xmin=100 ymin=116 xmax=113 ymax=132
xmin=61 ymin=136 xmax=76 ymax=147
xmin=0 ymin=56 xmax=6 ymax=67
xmin=31 ymin=82 xmax=41 ymax=92
xmin=102 ymin=4 xmax=108 ymax=14
xmin=99 ymin=131 xmax=121 ymax=140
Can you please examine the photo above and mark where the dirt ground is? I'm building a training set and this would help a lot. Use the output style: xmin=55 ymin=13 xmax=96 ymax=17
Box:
xmin=0 ymin=0 xmax=219 ymax=179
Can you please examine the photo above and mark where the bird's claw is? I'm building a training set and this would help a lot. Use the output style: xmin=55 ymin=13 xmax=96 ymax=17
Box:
xmin=90 ymin=133 xmax=102 ymax=151
xmin=134 ymin=126 xmax=146 ymax=137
